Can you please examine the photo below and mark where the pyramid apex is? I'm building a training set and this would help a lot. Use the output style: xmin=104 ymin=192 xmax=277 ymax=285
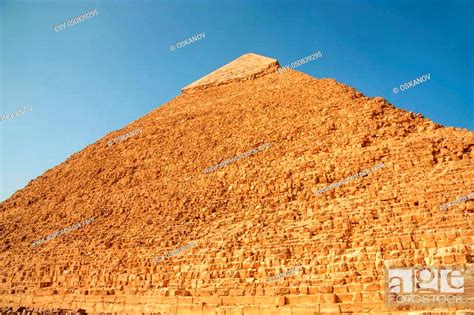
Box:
xmin=182 ymin=53 xmax=279 ymax=93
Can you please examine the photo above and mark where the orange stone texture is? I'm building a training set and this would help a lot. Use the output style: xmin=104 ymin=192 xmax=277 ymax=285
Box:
xmin=0 ymin=54 xmax=473 ymax=314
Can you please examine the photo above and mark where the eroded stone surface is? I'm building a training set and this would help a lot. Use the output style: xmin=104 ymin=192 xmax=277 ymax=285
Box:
xmin=0 ymin=53 xmax=473 ymax=314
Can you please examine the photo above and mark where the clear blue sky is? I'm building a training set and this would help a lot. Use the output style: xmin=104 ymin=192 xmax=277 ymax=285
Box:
xmin=1 ymin=0 xmax=473 ymax=201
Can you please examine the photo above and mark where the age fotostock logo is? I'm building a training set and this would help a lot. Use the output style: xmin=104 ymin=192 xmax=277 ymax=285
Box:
xmin=385 ymin=265 xmax=473 ymax=308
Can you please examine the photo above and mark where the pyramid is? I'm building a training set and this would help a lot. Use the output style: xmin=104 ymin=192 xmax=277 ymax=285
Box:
xmin=1 ymin=53 xmax=473 ymax=314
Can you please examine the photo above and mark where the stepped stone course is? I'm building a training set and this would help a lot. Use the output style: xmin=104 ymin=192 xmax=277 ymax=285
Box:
xmin=0 ymin=53 xmax=473 ymax=314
